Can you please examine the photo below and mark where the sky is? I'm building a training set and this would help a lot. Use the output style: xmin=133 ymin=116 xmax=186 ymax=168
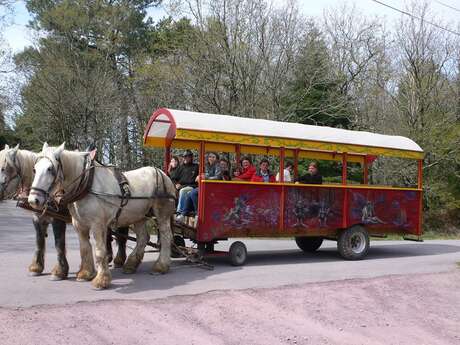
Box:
xmin=1 ymin=0 xmax=459 ymax=53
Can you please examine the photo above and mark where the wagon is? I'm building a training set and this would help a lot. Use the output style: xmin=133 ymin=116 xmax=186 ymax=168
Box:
xmin=144 ymin=108 xmax=424 ymax=265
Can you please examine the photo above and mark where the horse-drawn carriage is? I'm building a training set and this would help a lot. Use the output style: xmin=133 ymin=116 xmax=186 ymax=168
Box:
xmin=0 ymin=107 xmax=424 ymax=288
xmin=144 ymin=108 xmax=424 ymax=265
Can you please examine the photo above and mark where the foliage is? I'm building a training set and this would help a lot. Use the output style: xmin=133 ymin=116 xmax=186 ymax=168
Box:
xmin=2 ymin=0 xmax=459 ymax=232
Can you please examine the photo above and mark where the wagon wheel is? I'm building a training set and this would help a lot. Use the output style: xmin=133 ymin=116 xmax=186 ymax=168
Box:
xmin=229 ymin=241 xmax=247 ymax=266
xmin=171 ymin=235 xmax=186 ymax=258
xmin=337 ymin=225 xmax=370 ymax=260
xmin=294 ymin=237 xmax=323 ymax=253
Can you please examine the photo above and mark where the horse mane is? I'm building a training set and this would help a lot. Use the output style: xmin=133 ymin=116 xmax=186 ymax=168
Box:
xmin=57 ymin=150 xmax=88 ymax=190
xmin=16 ymin=150 xmax=38 ymax=189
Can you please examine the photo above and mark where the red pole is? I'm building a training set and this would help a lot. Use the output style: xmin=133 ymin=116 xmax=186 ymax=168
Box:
xmin=235 ymin=144 xmax=241 ymax=174
xmin=342 ymin=153 xmax=348 ymax=229
xmin=164 ymin=146 xmax=171 ymax=173
xmin=198 ymin=142 xmax=206 ymax=226
xmin=363 ymin=159 xmax=368 ymax=184
xmin=417 ymin=159 xmax=423 ymax=235
xmin=279 ymin=148 xmax=285 ymax=231
xmin=294 ymin=149 xmax=299 ymax=181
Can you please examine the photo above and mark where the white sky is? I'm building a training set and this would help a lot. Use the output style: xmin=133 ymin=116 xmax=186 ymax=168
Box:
xmin=1 ymin=0 xmax=459 ymax=52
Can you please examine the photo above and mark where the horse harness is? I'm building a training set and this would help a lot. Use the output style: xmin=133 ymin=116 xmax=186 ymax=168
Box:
xmin=29 ymin=152 xmax=176 ymax=228
xmin=29 ymin=153 xmax=95 ymax=217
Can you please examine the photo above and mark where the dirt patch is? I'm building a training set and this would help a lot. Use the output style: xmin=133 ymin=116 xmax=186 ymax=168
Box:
xmin=1 ymin=271 xmax=459 ymax=345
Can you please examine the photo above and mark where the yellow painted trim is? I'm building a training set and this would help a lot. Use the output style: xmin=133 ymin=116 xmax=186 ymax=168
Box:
xmin=202 ymin=179 xmax=421 ymax=192
xmin=171 ymin=140 xmax=200 ymax=150
xmin=144 ymin=136 xmax=167 ymax=147
xmin=175 ymin=129 xmax=424 ymax=159
xmin=205 ymin=142 xmax=236 ymax=153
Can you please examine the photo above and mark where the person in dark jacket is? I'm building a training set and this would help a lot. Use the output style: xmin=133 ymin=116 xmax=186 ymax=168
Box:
xmin=298 ymin=162 xmax=323 ymax=184
xmin=175 ymin=150 xmax=199 ymax=215
xmin=251 ymin=158 xmax=276 ymax=183
xmin=176 ymin=152 xmax=221 ymax=223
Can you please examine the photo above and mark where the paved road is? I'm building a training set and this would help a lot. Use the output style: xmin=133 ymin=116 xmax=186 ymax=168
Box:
xmin=1 ymin=200 xmax=459 ymax=308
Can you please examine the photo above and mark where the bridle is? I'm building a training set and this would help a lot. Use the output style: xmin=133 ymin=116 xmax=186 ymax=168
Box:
xmin=0 ymin=154 xmax=23 ymax=198
xmin=29 ymin=155 xmax=63 ymax=201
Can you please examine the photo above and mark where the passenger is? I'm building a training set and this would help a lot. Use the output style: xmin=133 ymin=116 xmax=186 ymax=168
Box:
xmin=167 ymin=155 xmax=180 ymax=183
xmin=174 ymin=150 xmax=199 ymax=218
xmin=298 ymin=161 xmax=323 ymax=184
xmin=251 ymin=158 xmax=276 ymax=183
xmin=276 ymin=160 xmax=293 ymax=182
xmin=176 ymin=152 xmax=221 ymax=223
xmin=219 ymin=158 xmax=232 ymax=181
xmin=233 ymin=156 xmax=256 ymax=181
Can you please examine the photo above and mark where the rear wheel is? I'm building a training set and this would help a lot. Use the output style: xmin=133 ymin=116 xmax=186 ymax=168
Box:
xmin=229 ymin=241 xmax=247 ymax=266
xmin=295 ymin=237 xmax=323 ymax=252
xmin=337 ymin=225 xmax=370 ymax=260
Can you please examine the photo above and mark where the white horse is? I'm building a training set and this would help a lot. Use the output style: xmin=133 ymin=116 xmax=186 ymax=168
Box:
xmin=28 ymin=143 xmax=176 ymax=289
xmin=0 ymin=144 xmax=131 ymax=279
xmin=0 ymin=144 xmax=70 ymax=279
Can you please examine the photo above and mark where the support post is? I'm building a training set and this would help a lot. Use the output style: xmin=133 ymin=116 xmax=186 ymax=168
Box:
xmin=417 ymin=159 xmax=423 ymax=235
xmin=235 ymin=144 xmax=241 ymax=174
xmin=279 ymin=148 xmax=285 ymax=231
xmin=164 ymin=146 xmax=171 ymax=173
xmin=342 ymin=153 xmax=348 ymax=228
xmin=363 ymin=159 xmax=368 ymax=185
xmin=198 ymin=142 xmax=206 ymax=226
xmin=294 ymin=149 xmax=299 ymax=181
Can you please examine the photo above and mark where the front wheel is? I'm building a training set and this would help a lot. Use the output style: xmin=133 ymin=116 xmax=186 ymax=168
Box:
xmin=229 ymin=241 xmax=247 ymax=266
xmin=295 ymin=237 xmax=323 ymax=252
xmin=337 ymin=225 xmax=370 ymax=260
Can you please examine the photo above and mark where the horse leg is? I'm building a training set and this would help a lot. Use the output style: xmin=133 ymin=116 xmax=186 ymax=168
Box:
xmin=91 ymin=223 xmax=111 ymax=289
xmin=74 ymin=220 xmax=96 ymax=281
xmin=113 ymin=227 xmax=129 ymax=268
xmin=152 ymin=199 xmax=174 ymax=274
xmin=28 ymin=215 xmax=48 ymax=275
xmin=122 ymin=222 xmax=148 ymax=274
xmin=106 ymin=228 xmax=113 ymax=264
xmin=50 ymin=219 xmax=69 ymax=280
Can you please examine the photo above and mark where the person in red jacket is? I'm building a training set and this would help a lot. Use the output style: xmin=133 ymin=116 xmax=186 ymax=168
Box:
xmin=251 ymin=158 xmax=276 ymax=183
xmin=233 ymin=156 xmax=256 ymax=181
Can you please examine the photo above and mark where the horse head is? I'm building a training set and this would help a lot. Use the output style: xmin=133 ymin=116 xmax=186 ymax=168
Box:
xmin=0 ymin=144 xmax=21 ymax=199
xmin=28 ymin=142 xmax=65 ymax=209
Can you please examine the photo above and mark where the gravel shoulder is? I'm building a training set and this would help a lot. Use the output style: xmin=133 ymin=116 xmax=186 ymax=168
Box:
xmin=1 ymin=270 xmax=459 ymax=345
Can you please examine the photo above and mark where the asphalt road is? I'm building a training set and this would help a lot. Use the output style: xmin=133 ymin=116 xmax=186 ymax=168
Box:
xmin=1 ymin=200 xmax=459 ymax=308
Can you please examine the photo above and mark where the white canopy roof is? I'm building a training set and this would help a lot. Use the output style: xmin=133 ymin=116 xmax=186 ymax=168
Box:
xmin=144 ymin=108 xmax=423 ymax=158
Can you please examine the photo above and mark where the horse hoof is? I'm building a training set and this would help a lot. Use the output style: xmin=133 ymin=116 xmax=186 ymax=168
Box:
xmin=28 ymin=271 xmax=41 ymax=277
xmin=152 ymin=262 xmax=170 ymax=274
xmin=49 ymin=275 xmax=65 ymax=281
xmin=76 ymin=270 xmax=96 ymax=281
xmin=114 ymin=256 xmax=126 ymax=268
xmin=122 ymin=267 xmax=137 ymax=274
xmin=28 ymin=264 xmax=44 ymax=275
xmin=91 ymin=274 xmax=111 ymax=290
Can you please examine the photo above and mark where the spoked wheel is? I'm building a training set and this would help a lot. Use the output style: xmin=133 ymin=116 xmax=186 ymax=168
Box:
xmin=171 ymin=235 xmax=186 ymax=258
xmin=295 ymin=237 xmax=323 ymax=253
xmin=337 ymin=225 xmax=370 ymax=260
xmin=229 ymin=241 xmax=248 ymax=266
